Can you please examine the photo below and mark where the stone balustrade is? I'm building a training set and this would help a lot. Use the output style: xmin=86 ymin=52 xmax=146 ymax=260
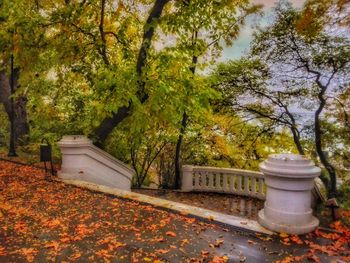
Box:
xmin=181 ymin=165 xmax=265 ymax=200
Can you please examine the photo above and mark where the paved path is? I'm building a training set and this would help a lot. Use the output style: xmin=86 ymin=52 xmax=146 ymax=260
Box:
xmin=0 ymin=161 xmax=348 ymax=262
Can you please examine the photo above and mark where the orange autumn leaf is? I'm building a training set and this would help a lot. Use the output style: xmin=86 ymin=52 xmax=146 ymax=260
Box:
xmin=108 ymin=241 xmax=126 ymax=250
xmin=19 ymin=248 xmax=38 ymax=262
xmin=210 ymin=255 xmax=229 ymax=263
xmin=95 ymin=249 xmax=112 ymax=259
xmin=307 ymin=253 xmax=321 ymax=263
xmin=290 ymin=235 xmax=303 ymax=245
xmin=0 ymin=246 xmax=6 ymax=256
xmin=279 ymin=232 xmax=289 ymax=238
xmin=69 ymin=252 xmax=81 ymax=260
xmin=14 ymin=221 xmax=28 ymax=233
xmin=165 ymin=231 xmax=176 ymax=237
xmin=43 ymin=218 xmax=62 ymax=229
xmin=153 ymin=236 xmax=165 ymax=242
xmin=155 ymin=249 xmax=169 ymax=254
xmin=247 ymin=240 xmax=256 ymax=245
xmin=44 ymin=241 xmax=60 ymax=251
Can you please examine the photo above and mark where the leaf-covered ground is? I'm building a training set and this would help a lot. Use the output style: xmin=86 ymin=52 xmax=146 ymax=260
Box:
xmin=0 ymin=160 xmax=349 ymax=262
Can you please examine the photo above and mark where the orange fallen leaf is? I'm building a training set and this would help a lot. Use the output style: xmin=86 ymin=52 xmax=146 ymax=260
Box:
xmin=44 ymin=241 xmax=59 ymax=251
xmin=279 ymin=232 xmax=289 ymax=238
xmin=307 ymin=253 xmax=321 ymax=263
xmin=290 ymin=235 xmax=303 ymax=245
xmin=247 ymin=240 xmax=256 ymax=245
xmin=43 ymin=219 xmax=61 ymax=228
xmin=166 ymin=231 xmax=176 ymax=237
xmin=211 ymin=255 xmax=229 ymax=263
xmin=69 ymin=252 xmax=81 ymax=260
xmin=19 ymin=248 xmax=38 ymax=262
xmin=0 ymin=246 xmax=6 ymax=256
xmin=95 ymin=249 xmax=112 ymax=259
xmin=155 ymin=249 xmax=169 ymax=254
xmin=153 ymin=236 xmax=165 ymax=242
xmin=181 ymin=239 xmax=189 ymax=247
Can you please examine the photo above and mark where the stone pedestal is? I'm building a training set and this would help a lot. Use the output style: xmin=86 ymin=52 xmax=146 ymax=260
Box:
xmin=181 ymin=165 xmax=194 ymax=192
xmin=258 ymin=154 xmax=320 ymax=234
xmin=58 ymin=135 xmax=133 ymax=191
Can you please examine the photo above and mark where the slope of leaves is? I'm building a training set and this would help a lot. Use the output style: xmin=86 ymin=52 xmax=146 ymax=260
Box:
xmin=0 ymin=160 xmax=349 ymax=263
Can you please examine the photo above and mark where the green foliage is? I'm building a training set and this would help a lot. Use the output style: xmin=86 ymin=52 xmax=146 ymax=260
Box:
xmin=0 ymin=105 xmax=9 ymax=147
xmin=338 ymin=179 xmax=350 ymax=209
xmin=213 ymin=2 xmax=350 ymax=199
xmin=1 ymin=0 xmax=347 ymax=199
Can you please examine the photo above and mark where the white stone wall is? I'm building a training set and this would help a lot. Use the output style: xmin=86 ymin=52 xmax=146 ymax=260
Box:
xmin=58 ymin=135 xmax=133 ymax=191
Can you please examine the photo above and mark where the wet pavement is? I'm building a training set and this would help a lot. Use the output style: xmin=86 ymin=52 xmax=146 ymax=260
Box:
xmin=0 ymin=161 xmax=348 ymax=262
xmin=133 ymin=189 xmax=264 ymax=220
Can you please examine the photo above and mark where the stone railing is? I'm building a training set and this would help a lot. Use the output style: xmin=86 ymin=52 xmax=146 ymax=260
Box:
xmin=181 ymin=165 xmax=265 ymax=200
xmin=58 ymin=135 xmax=133 ymax=191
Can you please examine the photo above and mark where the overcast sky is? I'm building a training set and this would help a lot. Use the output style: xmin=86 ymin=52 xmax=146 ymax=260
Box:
xmin=220 ymin=0 xmax=306 ymax=61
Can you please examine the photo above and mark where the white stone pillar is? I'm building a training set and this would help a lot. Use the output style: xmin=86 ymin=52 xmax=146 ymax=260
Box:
xmin=258 ymin=154 xmax=320 ymax=234
xmin=181 ymin=165 xmax=194 ymax=192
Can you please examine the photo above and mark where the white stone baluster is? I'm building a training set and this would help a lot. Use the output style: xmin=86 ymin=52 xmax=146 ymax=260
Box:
xmin=215 ymin=173 xmax=221 ymax=190
xmin=208 ymin=172 xmax=214 ymax=189
xmin=223 ymin=173 xmax=228 ymax=191
xmin=251 ymin=177 xmax=257 ymax=196
xmin=229 ymin=175 xmax=235 ymax=192
xmin=258 ymin=178 xmax=264 ymax=197
xmin=237 ymin=175 xmax=242 ymax=193
xmin=194 ymin=172 xmax=200 ymax=189
xmin=244 ymin=176 xmax=250 ymax=195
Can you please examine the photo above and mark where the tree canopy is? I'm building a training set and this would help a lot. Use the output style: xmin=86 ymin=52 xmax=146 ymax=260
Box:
xmin=0 ymin=0 xmax=349 ymax=198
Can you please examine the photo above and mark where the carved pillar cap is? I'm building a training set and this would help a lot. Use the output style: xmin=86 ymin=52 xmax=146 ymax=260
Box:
xmin=259 ymin=153 xmax=320 ymax=178
xmin=58 ymin=135 xmax=92 ymax=147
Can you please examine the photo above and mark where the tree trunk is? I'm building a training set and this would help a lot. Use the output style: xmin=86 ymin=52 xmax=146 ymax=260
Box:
xmin=290 ymin=127 xmax=304 ymax=155
xmin=315 ymin=90 xmax=337 ymax=198
xmin=0 ymin=70 xmax=29 ymax=144
xmin=174 ymin=111 xmax=188 ymax=188
xmin=174 ymin=55 xmax=198 ymax=188
xmin=94 ymin=0 xmax=170 ymax=144
xmin=98 ymin=0 xmax=110 ymax=66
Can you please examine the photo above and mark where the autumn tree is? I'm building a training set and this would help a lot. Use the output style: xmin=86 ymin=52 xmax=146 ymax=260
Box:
xmin=215 ymin=2 xmax=350 ymax=197
xmin=214 ymin=58 xmax=306 ymax=156
xmin=94 ymin=0 xmax=171 ymax=144
xmin=158 ymin=0 xmax=261 ymax=187
xmin=0 ymin=0 xmax=48 ymax=147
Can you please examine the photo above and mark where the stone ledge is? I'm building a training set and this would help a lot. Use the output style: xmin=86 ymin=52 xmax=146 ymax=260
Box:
xmin=61 ymin=179 xmax=273 ymax=235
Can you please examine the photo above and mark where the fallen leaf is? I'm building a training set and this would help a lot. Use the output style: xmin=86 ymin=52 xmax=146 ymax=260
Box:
xmin=166 ymin=231 xmax=176 ymax=237
xmin=279 ymin=232 xmax=289 ymax=238
xmin=0 ymin=246 xmax=6 ymax=256
xmin=247 ymin=240 xmax=256 ymax=245
xmin=155 ymin=249 xmax=169 ymax=254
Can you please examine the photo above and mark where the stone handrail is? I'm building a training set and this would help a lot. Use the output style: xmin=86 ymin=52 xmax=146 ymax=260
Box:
xmin=181 ymin=165 xmax=265 ymax=200
xmin=58 ymin=135 xmax=133 ymax=191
